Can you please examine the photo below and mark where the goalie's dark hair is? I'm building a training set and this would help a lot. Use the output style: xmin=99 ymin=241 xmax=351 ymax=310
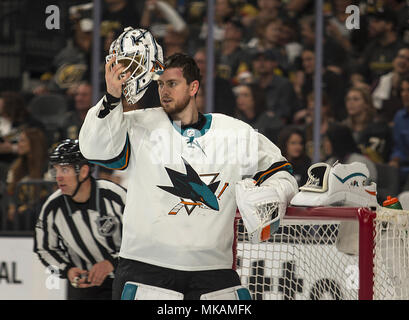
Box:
xmin=164 ymin=53 xmax=202 ymax=86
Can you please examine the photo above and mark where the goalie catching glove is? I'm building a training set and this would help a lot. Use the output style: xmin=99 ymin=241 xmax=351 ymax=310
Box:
xmin=236 ymin=178 xmax=287 ymax=243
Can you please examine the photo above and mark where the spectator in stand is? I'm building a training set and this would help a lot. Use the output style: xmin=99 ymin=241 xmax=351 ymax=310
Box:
xmin=162 ymin=26 xmax=189 ymax=57
xmin=102 ymin=0 xmax=143 ymax=30
xmin=298 ymin=14 xmax=348 ymax=73
xmin=277 ymin=126 xmax=311 ymax=187
xmin=389 ymin=76 xmax=409 ymax=192
xmin=249 ymin=17 xmax=289 ymax=75
xmin=244 ymin=0 xmax=282 ymax=41
xmin=51 ymin=4 xmax=93 ymax=92
xmin=215 ymin=17 xmax=250 ymax=85
xmin=358 ymin=5 xmax=403 ymax=85
xmin=324 ymin=0 xmax=357 ymax=55
xmin=278 ymin=17 xmax=303 ymax=72
xmin=61 ymin=82 xmax=93 ymax=140
xmin=394 ymin=0 xmax=409 ymax=45
xmin=198 ymin=0 xmax=237 ymax=43
xmin=233 ymin=82 xmax=283 ymax=144
xmin=342 ymin=87 xmax=392 ymax=164
xmin=285 ymin=0 xmax=314 ymax=18
xmin=255 ymin=0 xmax=282 ymax=23
xmin=101 ymin=0 xmax=145 ymax=63
xmin=141 ymin=0 xmax=187 ymax=46
xmin=5 ymin=127 xmax=49 ymax=230
xmin=348 ymin=71 xmax=372 ymax=92
xmin=0 ymin=92 xmax=45 ymax=166
xmin=372 ymin=46 xmax=409 ymax=123
xmin=324 ymin=122 xmax=378 ymax=183
xmin=295 ymin=92 xmax=335 ymax=161
xmin=251 ymin=48 xmax=300 ymax=124
xmin=193 ymin=47 xmax=236 ymax=116
xmin=296 ymin=47 xmax=347 ymax=121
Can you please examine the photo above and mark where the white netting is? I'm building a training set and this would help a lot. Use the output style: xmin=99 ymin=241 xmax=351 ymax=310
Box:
xmin=255 ymin=202 xmax=278 ymax=226
xmin=236 ymin=219 xmax=358 ymax=300
xmin=235 ymin=207 xmax=409 ymax=300
xmin=373 ymin=207 xmax=409 ymax=300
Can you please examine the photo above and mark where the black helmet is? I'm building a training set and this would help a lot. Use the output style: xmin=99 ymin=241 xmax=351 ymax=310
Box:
xmin=49 ymin=139 xmax=88 ymax=167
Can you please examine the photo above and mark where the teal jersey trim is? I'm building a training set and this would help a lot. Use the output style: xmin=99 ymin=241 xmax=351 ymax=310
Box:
xmin=89 ymin=134 xmax=130 ymax=170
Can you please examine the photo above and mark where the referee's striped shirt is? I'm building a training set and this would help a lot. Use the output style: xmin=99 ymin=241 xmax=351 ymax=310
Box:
xmin=34 ymin=178 xmax=126 ymax=279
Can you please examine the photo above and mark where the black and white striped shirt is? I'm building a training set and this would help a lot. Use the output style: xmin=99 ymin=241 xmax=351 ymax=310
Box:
xmin=34 ymin=178 xmax=126 ymax=279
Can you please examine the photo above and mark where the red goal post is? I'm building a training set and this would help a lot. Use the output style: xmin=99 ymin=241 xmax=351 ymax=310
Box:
xmin=235 ymin=206 xmax=409 ymax=300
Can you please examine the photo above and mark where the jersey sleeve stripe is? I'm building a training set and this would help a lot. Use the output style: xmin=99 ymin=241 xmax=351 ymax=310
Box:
xmin=89 ymin=134 xmax=131 ymax=170
xmin=254 ymin=161 xmax=293 ymax=186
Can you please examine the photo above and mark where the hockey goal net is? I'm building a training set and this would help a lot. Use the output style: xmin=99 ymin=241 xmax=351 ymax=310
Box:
xmin=235 ymin=206 xmax=409 ymax=300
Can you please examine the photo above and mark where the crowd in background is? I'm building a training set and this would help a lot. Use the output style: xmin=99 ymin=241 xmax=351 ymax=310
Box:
xmin=1 ymin=0 xmax=409 ymax=231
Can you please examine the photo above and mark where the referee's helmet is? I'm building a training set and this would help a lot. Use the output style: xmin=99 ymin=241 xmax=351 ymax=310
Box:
xmin=49 ymin=139 xmax=89 ymax=174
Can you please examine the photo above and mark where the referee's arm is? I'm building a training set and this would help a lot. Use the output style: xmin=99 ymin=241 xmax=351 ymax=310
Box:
xmin=34 ymin=202 xmax=74 ymax=279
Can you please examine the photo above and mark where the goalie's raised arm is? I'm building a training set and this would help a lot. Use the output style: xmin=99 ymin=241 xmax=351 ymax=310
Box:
xmin=79 ymin=27 xmax=165 ymax=166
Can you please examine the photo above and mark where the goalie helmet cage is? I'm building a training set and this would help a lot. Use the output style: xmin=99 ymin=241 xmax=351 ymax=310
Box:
xmin=234 ymin=206 xmax=409 ymax=300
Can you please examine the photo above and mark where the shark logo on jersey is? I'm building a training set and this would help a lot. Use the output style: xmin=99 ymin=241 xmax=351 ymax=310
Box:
xmin=157 ymin=157 xmax=229 ymax=215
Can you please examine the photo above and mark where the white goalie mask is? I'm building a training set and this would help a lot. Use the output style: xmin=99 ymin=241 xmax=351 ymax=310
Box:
xmin=106 ymin=27 xmax=164 ymax=104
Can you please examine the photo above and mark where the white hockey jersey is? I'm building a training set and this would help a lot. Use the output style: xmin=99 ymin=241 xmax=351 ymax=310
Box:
xmin=79 ymin=99 xmax=297 ymax=271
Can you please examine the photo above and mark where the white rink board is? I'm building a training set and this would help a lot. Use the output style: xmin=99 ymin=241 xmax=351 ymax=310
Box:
xmin=0 ymin=237 xmax=67 ymax=300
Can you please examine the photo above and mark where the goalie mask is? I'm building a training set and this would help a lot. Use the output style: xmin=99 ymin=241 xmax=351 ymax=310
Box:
xmin=106 ymin=27 xmax=164 ymax=104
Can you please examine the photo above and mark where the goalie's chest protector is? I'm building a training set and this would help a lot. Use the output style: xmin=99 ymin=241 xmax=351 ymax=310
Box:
xmin=119 ymin=108 xmax=258 ymax=271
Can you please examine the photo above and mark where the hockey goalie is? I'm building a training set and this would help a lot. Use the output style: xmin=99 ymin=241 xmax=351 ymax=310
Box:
xmin=78 ymin=27 xmax=298 ymax=300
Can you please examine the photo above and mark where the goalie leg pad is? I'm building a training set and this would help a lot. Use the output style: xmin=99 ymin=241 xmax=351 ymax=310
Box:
xmin=121 ymin=281 xmax=184 ymax=300
xmin=200 ymin=285 xmax=252 ymax=300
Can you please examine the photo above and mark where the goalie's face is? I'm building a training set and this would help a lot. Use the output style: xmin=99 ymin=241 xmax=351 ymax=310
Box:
xmin=157 ymin=67 xmax=198 ymax=116
xmin=114 ymin=54 xmax=145 ymax=82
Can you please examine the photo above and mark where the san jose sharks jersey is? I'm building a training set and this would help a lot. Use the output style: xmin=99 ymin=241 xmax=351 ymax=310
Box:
xmin=79 ymin=98 xmax=297 ymax=271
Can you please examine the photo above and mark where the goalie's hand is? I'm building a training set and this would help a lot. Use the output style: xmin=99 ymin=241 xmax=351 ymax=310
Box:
xmin=236 ymin=178 xmax=285 ymax=243
xmin=105 ymin=56 xmax=131 ymax=98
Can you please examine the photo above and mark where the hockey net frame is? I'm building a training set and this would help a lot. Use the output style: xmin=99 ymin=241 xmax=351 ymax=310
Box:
xmin=234 ymin=206 xmax=409 ymax=300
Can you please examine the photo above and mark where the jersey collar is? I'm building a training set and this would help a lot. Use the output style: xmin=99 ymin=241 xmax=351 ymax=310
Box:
xmin=170 ymin=112 xmax=212 ymax=137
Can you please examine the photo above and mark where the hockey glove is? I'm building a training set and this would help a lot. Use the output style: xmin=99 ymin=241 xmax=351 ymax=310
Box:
xmin=236 ymin=178 xmax=286 ymax=243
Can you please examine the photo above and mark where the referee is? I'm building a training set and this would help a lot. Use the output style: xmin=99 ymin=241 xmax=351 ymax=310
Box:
xmin=34 ymin=139 xmax=126 ymax=300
